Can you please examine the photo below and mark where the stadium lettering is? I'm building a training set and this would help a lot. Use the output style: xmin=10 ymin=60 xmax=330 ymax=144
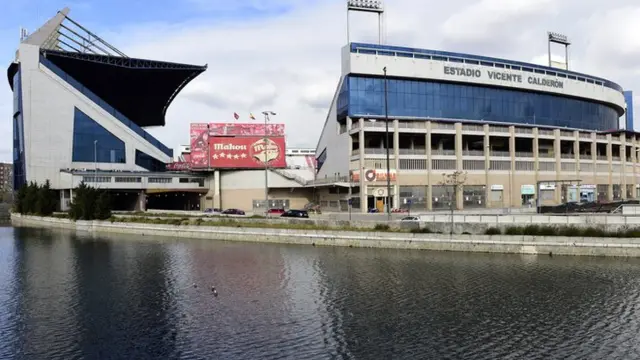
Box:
xmin=487 ymin=71 xmax=522 ymax=83
xmin=443 ymin=66 xmax=566 ymax=89
xmin=443 ymin=66 xmax=481 ymax=78
xmin=528 ymin=77 xmax=564 ymax=89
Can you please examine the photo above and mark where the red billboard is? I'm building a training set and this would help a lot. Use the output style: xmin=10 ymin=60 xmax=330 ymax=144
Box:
xmin=209 ymin=136 xmax=286 ymax=168
xmin=190 ymin=123 xmax=209 ymax=168
xmin=208 ymin=123 xmax=285 ymax=136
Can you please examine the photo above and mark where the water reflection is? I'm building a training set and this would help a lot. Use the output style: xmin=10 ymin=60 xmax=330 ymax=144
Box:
xmin=1 ymin=226 xmax=640 ymax=359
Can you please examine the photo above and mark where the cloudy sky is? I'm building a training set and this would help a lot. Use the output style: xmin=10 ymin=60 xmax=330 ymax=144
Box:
xmin=1 ymin=0 xmax=639 ymax=162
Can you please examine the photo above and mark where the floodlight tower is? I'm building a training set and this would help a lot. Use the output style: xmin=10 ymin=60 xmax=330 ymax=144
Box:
xmin=547 ymin=32 xmax=571 ymax=70
xmin=347 ymin=0 xmax=384 ymax=45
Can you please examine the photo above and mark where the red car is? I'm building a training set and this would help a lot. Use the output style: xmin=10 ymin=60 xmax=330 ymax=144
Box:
xmin=267 ymin=208 xmax=285 ymax=215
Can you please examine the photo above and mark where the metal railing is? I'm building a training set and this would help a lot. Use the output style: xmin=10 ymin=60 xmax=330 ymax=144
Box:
xmin=561 ymin=153 xmax=575 ymax=159
xmin=463 ymin=150 xmax=484 ymax=156
xmin=431 ymin=149 xmax=456 ymax=156
xmin=399 ymin=148 xmax=426 ymax=155
xmin=490 ymin=151 xmax=510 ymax=157
xmin=515 ymin=152 xmax=534 ymax=158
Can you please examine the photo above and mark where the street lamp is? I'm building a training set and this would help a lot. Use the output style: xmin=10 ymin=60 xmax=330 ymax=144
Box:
xmin=383 ymin=66 xmax=391 ymax=221
xmin=262 ymin=111 xmax=276 ymax=216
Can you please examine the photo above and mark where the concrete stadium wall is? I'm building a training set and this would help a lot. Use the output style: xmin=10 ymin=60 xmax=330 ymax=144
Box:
xmin=12 ymin=214 xmax=640 ymax=257
xmin=18 ymin=43 xmax=169 ymax=189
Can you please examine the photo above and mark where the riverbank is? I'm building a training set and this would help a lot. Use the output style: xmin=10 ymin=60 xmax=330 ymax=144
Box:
xmin=12 ymin=213 xmax=640 ymax=257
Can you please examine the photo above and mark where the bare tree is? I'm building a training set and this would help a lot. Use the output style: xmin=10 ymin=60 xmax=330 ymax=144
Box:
xmin=439 ymin=171 xmax=467 ymax=234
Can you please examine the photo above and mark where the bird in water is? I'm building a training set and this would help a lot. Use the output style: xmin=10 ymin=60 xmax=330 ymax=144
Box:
xmin=211 ymin=286 xmax=218 ymax=297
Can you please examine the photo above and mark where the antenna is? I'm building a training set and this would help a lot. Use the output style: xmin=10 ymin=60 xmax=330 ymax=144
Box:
xmin=346 ymin=0 xmax=384 ymax=45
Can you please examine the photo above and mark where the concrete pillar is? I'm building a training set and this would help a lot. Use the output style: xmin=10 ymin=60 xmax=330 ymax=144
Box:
xmin=633 ymin=136 xmax=638 ymax=198
xmin=574 ymin=131 xmax=580 ymax=178
xmin=213 ymin=170 xmax=221 ymax=209
xmin=509 ymin=125 xmax=516 ymax=208
xmin=607 ymin=134 xmax=613 ymax=201
xmin=426 ymin=122 xmax=433 ymax=211
xmin=483 ymin=124 xmax=491 ymax=208
xmin=455 ymin=122 xmax=463 ymax=210
xmin=554 ymin=129 xmax=561 ymax=204
xmin=591 ymin=132 xmax=597 ymax=184
xmin=359 ymin=118 xmax=367 ymax=213
xmin=136 ymin=191 xmax=146 ymax=212
xmin=533 ymin=128 xmax=539 ymax=201
xmin=393 ymin=119 xmax=399 ymax=209
xmin=621 ymin=133 xmax=627 ymax=199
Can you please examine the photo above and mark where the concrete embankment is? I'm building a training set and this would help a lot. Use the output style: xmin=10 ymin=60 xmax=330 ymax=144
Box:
xmin=12 ymin=214 xmax=640 ymax=257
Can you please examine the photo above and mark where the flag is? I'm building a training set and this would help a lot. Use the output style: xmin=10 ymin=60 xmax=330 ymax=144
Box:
xmin=249 ymin=113 xmax=256 ymax=120
xmin=233 ymin=112 xmax=239 ymax=120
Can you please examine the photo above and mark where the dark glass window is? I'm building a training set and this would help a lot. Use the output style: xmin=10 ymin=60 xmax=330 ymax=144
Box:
xmin=316 ymin=148 xmax=327 ymax=172
xmin=72 ymin=108 xmax=126 ymax=163
xmin=12 ymin=67 xmax=26 ymax=190
xmin=135 ymin=149 xmax=166 ymax=172
xmin=345 ymin=75 xmax=620 ymax=131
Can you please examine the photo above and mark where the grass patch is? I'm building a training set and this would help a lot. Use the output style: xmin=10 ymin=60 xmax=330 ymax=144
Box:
xmin=410 ymin=227 xmax=432 ymax=234
xmin=485 ymin=227 xmax=501 ymax=235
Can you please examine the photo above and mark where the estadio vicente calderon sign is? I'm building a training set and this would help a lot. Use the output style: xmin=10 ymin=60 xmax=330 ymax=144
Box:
xmin=209 ymin=136 xmax=286 ymax=168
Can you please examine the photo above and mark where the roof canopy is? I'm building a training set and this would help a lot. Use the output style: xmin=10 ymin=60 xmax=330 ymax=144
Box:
xmin=7 ymin=7 xmax=207 ymax=128
xmin=41 ymin=50 xmax=206 ymax=127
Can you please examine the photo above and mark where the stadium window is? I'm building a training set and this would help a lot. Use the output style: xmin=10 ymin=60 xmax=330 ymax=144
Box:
xmin=72 ymin=107 xmax=126 ymax=163
xmin=135 ymin=150 xmax=166 ymax=172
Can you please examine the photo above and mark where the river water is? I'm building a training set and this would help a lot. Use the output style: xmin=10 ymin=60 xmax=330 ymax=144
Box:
xmin=2 ymin=226 xmax=640 ymax=359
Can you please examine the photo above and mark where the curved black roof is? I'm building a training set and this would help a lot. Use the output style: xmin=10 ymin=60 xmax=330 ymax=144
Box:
xmin=8 ymin=50 xmax=207 ymax=128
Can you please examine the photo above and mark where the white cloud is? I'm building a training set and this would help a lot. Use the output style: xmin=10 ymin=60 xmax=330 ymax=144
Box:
xmin=1 ymin=0 xmax=640 ymax=160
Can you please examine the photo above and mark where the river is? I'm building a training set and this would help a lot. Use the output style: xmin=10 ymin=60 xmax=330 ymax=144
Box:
xmin=1 ymin=225 xmax=640 ymax=359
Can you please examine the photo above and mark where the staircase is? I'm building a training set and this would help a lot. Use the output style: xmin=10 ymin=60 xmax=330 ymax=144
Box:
xmin=270 ymin=169 xmax=309 ymax=186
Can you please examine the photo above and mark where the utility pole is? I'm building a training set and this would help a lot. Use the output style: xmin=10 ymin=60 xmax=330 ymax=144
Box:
xmin=262 ymin=111 xmax=276 ymax=217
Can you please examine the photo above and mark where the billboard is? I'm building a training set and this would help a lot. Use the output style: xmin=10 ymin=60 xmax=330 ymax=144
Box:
xmin=208 ymin=123 xmax=285 ymax=136
xmin=190 ymin=123 xmax=209 ymax=168
xmin=209 ymin=136 xmax=286 ymax=168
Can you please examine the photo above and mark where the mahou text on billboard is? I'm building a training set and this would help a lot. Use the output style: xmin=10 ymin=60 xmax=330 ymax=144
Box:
xmin=208 ymin=136 xmax=286 ymax=169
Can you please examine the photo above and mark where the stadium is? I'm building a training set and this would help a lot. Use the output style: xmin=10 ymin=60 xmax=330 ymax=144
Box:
xmin=7 ymin=5 xmax=639 ymax=214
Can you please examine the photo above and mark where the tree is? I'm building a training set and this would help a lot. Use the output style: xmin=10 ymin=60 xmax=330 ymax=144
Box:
xmin=439 ymin=171 xmax=467 ymax=234
xmin=94 ymin=191 xmax=111 ymax=220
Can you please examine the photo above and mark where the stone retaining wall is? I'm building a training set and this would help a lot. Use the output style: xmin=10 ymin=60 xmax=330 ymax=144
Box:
xmin=12 ymin=213 xmax=640 ymax=257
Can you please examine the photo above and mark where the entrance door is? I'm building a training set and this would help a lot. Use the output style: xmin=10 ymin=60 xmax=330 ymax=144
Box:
xmin=376 ymin=198 xmax=384 ymax=213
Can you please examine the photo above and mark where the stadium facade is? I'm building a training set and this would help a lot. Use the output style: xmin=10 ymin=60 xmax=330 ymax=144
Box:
xmin=314 ymin=42 xmax=637 ymax=212
xmin=8 ymin=8 xmax=212 ymax=210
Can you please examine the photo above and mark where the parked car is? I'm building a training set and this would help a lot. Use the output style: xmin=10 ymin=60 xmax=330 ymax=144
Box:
xmin=281 ymin=209 xmax=309 ymax=218
xmin=204 ymin=208 xmax=221 ymax=215
xmin=222 ymin=208 xmax=246 ymax=215
xmin=400 ymin=216 xmax=419 ymax=222
xmin=267 ymin=208 xmax=285 ymax=215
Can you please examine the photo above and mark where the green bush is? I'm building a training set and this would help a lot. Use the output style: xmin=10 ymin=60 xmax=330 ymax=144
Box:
xmin=14 ymin=180 xmax=58 ymax=216
xmin=410 ymin=227 xmax=432 ymax=234
xmin=504 ymin=226 xmax=524 ymax=235
xmin=485 ymin=227 xmax=501 ymax=235
xmin=68 ymin=182 xmax=111 ymax=221
xmin=374 ymin=224 xmax=390 ymax=231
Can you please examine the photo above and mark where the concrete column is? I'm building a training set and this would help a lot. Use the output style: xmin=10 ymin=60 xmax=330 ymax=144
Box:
xmin=607 ymin=134 xmax=613 ymax=201
xmin=533 ymin=128 xmax=539 ymax=200
xmin=554 ymin=129 xmax=561 ymax=204
xmin=574 ymin=131 xmax=580 ymax=178
xmin=455 ymin=122 xmax=463 ymax=210
xmin=393 ymin=119 xmax=400 ymax=209
xmin=359 ymin=118 xmax=366 ymax=213
xmin=213 ymin=170 xmax=221 ymax=209
xmin=483 ymin=124 xmax=491 ymax=208
xmin=136 ymin=191 xmax=146 ymax=212
xmin=426 ymin=122 xmax=433 ymax=211
xmin=509 ymin=126 xmax=516 ymax=208
xmin=621 ymin=133 xmax=627 ymax=200
xmin=591 ymin=132 xmax=597 ymax=183
xmin=633 ymin=137 xmax=638 ymax=198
